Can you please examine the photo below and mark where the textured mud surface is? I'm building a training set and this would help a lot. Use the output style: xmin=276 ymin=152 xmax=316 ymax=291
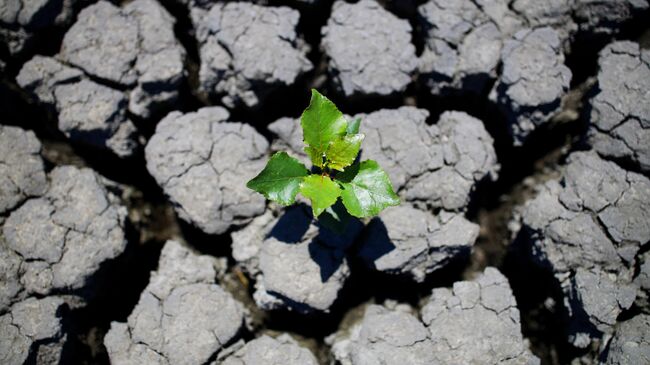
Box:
xmin=1 ymin=0 xmax=649 ymax=364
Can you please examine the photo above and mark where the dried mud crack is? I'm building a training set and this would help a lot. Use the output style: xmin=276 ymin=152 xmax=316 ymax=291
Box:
xmin=1 ymin=0 xmax=649 ymax=364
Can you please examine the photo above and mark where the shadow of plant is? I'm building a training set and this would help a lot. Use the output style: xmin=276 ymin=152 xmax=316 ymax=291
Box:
xmin=267 ymin=204 xmax=364 ymax=283
xmin=356 ymin=217 xmax=396 ymax=269
xmin=268 ymin=206 xmax=311 ymax=243
xmin=308 ymin=241 xmax=346 ymax=282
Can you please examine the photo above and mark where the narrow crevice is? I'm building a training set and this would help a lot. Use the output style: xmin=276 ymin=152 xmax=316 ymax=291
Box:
xmin=177 ymin=220 xmax=234 ymax=261
xmin=380 ymin=0 xmax=427 ymax=57
xmin=0 ymin=75 xmax=68 ymax=149
xmin=503 ymin=230 xmax=592 ymax=365
xmin=566 ymin=7 xmax=650 ymax=88
xmin=565 ymin=32 xmax=610 ymax=88
xmin=58 ymin=176 xmax=180 ymax=364
xmin=327 ymin=89 xmax=415 ymax=116
xmin=267 ymin=0 xmax=333 ymax=66
xmin=63 ymin=233 xmax=166 ymax=364
xmin=0 ymin=0 xmax=81 ymax=81
xmin=157 ymin=0 xmax=206 ymax=115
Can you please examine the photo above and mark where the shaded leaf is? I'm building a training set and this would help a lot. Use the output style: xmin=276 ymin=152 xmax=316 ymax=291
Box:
xmin=299 ymin=174 xmax=341 ymax=217
xmin=318 ymin=200 xmax=353 ymax=234
xmin=338 ymin=160 xmax=400 ymax=218
xmin=246 ymin=152 xmax=308 ymax=205
xmin=326 ymin=134 xmax=364 ymax=171
xmin=301 ymin=89 xmax=347 ymax=168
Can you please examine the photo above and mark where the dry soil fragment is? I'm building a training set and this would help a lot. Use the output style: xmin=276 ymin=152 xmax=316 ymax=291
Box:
xmin=0 ymin=296 xmax=67 ymax=365
xmin=490 ymin=27 xmax=572 ymax=145
xmin=588 ymin=41 xmax=650 ymax=173
xmin=191 ymin=1 xmax=312 ymax=108
xmin=358 ymin=204 xmax=478 ymax=282
xmin=17 ymin=56 xmax=139 ymax=157
xmin=519 ymin=151 xmax=649 ymax=347
xmin=232 ymin=206 xmax=361 ymax=313
xmin=1 ymin=165 xmax=128 ymax=310
xmin=221 ymin=334 xmax=318 ymax=365
xmin=104 ymin=240 xmax=244 ymax=365
xmin=322 ymin=0 xmax=417 ymax=98
xmin=145 ymin=107 xmax=268 ymax=235
xmin=0 ymin=125 xmax=47 ymax=215
xmin=58 ymin=0 xmax=186 ymax=119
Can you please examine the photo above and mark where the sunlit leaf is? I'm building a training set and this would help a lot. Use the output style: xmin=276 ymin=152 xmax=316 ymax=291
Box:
xmin=299 ymin=174 xmax=341 ymax=217
xmin=301 ymin=89 xmax=347 ymax=168
xmin=246 ymin=152 xmax=308 ymax=205
xmin=338 ymin=160 xmax=400 ymax=218
xmin=326 ymin=134 xmax=364 ymax=172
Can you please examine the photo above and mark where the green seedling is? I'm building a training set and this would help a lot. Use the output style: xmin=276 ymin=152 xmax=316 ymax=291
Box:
xmin=247 ymin=89 xmax=399 ymax=231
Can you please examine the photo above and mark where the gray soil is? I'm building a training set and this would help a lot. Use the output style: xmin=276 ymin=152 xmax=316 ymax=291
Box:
xmin=1 ymin=0 xmax=649 ymax=364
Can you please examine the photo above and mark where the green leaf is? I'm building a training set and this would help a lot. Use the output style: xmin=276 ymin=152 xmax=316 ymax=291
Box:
xmin=325 ymin=134 xmax=364 ymax=172
xmin=337 ymin=160 xmax=400 ymax=218
xmin=299 ymin=174 xmax=342 ymax=217
xmin=301 ymin=89 xmax=347 ymax=168
xmin=246 ymin=152 xmax=309 ymax=205
xmin=304 ymin=146 xmax=325 ymax=168
xmin=347 ymin=117 xmax=361 ymax=134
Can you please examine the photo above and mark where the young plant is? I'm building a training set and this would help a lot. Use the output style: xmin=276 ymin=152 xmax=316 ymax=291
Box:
xmin=246 ymin=89 xmax=399 ymax=230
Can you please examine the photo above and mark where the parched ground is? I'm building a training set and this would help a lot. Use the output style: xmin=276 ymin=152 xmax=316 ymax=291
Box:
xmin=1 ymin=0 xmax=649 ymax=364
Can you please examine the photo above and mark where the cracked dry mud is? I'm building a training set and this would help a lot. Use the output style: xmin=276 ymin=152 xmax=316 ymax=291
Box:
xmin=517 ymin=151 xmax=649 ymax=348
xmin=323 ymin=0 xmax=417 ymax=99
xmin=0 ymin=0 xmax=649 ymax=364
xmin=329 ymin=268 xmax=537 ymax=365
xmin=190 ymin=1 xmax=312 ymax=109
